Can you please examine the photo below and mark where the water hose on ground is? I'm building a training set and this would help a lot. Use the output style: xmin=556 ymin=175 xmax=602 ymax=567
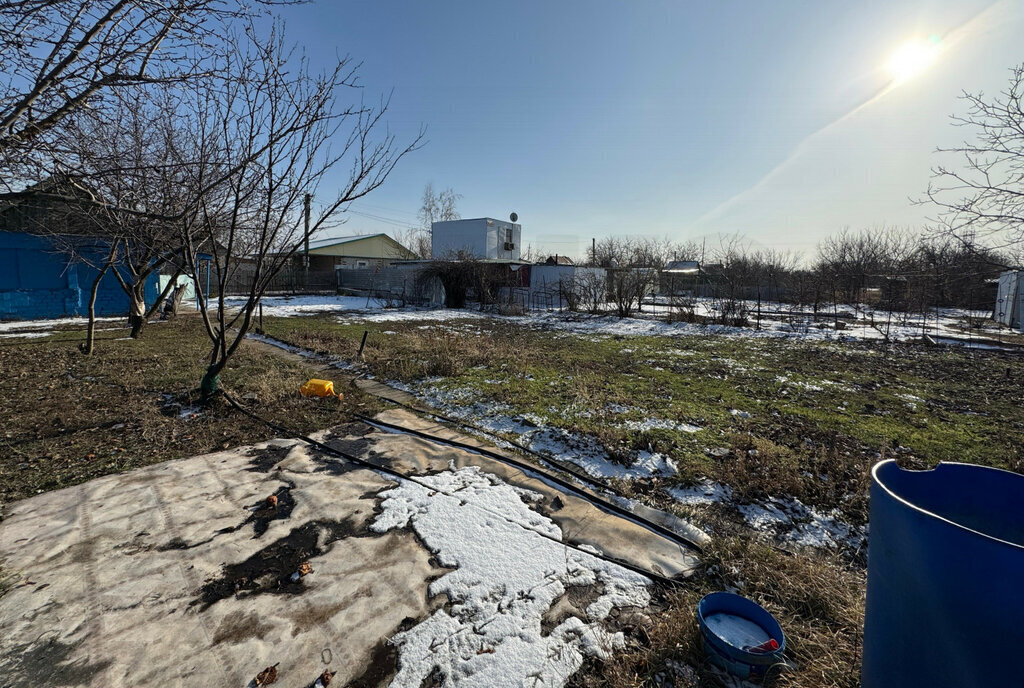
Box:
xmin=347 ymin=410 xmax=709 ymax=552
xmin=220 ymin=390 xmax=689 ymax=588
xmin=245 ymin=331 xmax=710 ymax=552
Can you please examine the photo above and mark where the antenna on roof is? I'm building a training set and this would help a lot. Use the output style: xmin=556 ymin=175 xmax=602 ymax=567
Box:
xmin=509 ymin=212 xmax=518 ymax=223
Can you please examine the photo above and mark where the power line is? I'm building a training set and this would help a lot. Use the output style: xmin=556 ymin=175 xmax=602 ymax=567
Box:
xmin=344 ymin=208 xmax=419 ymax=230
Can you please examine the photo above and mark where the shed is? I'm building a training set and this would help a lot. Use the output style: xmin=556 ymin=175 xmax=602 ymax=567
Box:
xmin=659 ymin=260 xmax=701 ymax=296
xmin=431 ymin=218 xmax=521 ymax=261
xmin=995 ymin=270 xmax=1024 ymax=331
xmin=0 ymin=230 xmax=159 ymax=320
xmin=300 ymin=233 xmax=418 ymax=271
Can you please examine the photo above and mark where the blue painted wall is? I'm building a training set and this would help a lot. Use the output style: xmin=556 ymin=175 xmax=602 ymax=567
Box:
xmin=0 ymin=231 xmax=159 ymax=320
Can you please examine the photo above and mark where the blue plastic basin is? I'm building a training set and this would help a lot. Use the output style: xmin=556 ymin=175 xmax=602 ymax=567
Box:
xmin=697 ymin=592 xmax=786 ymax=680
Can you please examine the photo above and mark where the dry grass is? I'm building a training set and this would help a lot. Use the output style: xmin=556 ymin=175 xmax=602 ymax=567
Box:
xmin=0 ymin=315 xmax=380 ymax=507
xmin=576 ymin=537 xmax=865 ymax=688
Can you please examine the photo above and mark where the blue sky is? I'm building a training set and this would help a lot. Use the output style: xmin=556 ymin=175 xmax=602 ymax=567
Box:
xmin=281 ymin=0 xmax=1024 ymax=258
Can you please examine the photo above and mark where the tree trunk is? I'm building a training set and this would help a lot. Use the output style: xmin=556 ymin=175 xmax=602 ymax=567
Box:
xmin=146 ymin=268 xmax=184 ymax=319
xmin=167 ymin=286 xmax=185 ymax=319
xmin=200 ymin=364 xmax=221 ymax=400
xmin=129 ymin=285 xmax=146 ymax=339
xmin=80 ymin=264 xmax=110 ymax=356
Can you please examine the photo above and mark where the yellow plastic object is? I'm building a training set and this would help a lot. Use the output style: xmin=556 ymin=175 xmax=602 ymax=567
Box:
xmin=300 ymin=379 xmax=337 ymax=398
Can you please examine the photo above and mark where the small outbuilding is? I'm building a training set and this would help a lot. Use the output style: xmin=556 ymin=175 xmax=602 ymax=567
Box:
xmin=0 ymin=230 xmax=159 ymax=320
xmin=431 ymin=218 xmax=521 ymax=261
xmin=299 ymin=233 xmax=418 ymax=271
xmin=659 ymin=260 xmax=701 ymax=296
xmin=995 ymin=270 xmax=1024 ymax=331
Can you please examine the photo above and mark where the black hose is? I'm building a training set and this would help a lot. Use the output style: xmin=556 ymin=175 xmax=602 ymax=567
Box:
xmin=351 ymin=378 xmax=624 ymax=496
xmin=220 ymin=390 xmax=689 ymax=588
xmin=350 ymin=411 xmax=708 ymax=553
xmin=247 ymin=332 xmax=709 ymax=553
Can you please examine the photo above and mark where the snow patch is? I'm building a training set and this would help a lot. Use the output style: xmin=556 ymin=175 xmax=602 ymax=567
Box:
xmin=738 ymin=497 xmax=864 ymax=550
xmin=0 ymin=316 xmax=120 ymax=332
xmin=371 ymin=466 xmax=650 ymax=687
xmin=527 ymin=427 xmax=678 ymax=479
xmin=0 ymin=331 xmax=52 ymax=339
xmin=667 ymin=480 xmax=733 ymax=506
xmin=622 ymin=417 xmax=701 ymax=433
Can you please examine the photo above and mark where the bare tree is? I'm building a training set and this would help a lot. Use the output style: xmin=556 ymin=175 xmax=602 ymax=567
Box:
xmin=609 ymin=268 xmax=656 ymax=317
xmin=176 ymin=23 xmax=420 ymax=398
xmin=48 ymin=90 xmax=202 ymax=339
xmin=402 ymin=182 xmax=461 ymax=258
xmin=924 ymin=64 xmax=1024 ymax=253
xmin=576 ymin=269 xmax=607 ymax=314
xmin=0 ymin=0 xmax=296 ymax=186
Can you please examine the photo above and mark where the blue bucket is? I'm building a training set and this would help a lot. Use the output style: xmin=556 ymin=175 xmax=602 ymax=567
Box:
xmin=697 ymin=592 xmax=786 ymax=680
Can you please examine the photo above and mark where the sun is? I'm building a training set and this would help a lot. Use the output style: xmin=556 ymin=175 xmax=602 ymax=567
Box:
xmin=885 ymin=36 xmax=942 ymax=85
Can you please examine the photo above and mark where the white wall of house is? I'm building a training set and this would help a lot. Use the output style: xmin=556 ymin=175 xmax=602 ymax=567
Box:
xmin=431 ymin=218 xmax=521 ymax=260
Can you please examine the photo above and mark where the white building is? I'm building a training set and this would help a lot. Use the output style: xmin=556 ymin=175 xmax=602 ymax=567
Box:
xmin=995 ymin=270 xmax=1024 ymax=331
xmin=431 ymin=218 xmax=521 ymax=261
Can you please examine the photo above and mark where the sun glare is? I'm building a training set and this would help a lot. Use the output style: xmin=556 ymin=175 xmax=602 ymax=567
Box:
xmin=885 ymin=36 xmax=942 ymax=85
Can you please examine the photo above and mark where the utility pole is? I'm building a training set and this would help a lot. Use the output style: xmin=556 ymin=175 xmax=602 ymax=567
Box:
xmin=591 ymin=237 xmax=596 ymax=266
xmin=303 ymin=193 xmax=311 ymax=287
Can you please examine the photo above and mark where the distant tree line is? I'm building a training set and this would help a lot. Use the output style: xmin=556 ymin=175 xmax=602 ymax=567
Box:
xmin=562 ymin=226 xmax=1011 ymax=314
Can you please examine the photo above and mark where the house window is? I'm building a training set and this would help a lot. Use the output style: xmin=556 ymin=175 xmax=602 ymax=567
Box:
xmin=505 ymin=228 xmax=513 ymax=244
xmin=356 ymin=260 xmax=369 ymax=268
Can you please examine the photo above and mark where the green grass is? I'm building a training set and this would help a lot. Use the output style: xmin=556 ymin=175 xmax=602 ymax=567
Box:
xmin=263 ymin=313 xmax=1024 ymax=527
xmin=5 ymin=309 xmax=1020 ymax=688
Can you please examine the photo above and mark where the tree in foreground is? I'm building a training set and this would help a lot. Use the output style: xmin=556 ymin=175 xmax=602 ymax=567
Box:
xmin=0 ymin=0 xmax=294 ymax=186
xmin=177 ymin=24 xmax=420 ymax=399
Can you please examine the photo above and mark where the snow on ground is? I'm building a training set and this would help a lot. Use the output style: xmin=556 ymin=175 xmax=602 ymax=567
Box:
xmin=736 ymin=497 xmax=865 ymax=550
xmin=6 ymin=294 xmax=1006 ymax=350
xmin=666 ymin=479 xmax=733 ymax=507
xmin=0 ymin=316 xmax=121 ymax=332
xmin=388 ymin=379 xmax=681 ymax=481
xmin=224 ymin=293 xmax=388 ymax=316
xmin=241 ymin=291 xmax=999 ymax=346
xmin=665 ymin=478 xmax=864 ymax=552
xmin=528 ymin=426 xmax=679 ymax=479
xmin=0 ymin=331 xmax=52 ymax=339
xmin=371 ymin=465 xmax=650 ymax=688
xmin=622 ymin=417 xmax=701 ymax=433
xmin=246 ymin=332 xmax=361 ymax=371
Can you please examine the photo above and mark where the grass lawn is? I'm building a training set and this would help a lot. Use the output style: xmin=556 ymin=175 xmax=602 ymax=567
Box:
xmin=4 ymin=308 xmax=1022 ymax=687
xmin=259 ymin=311 xmax=1024 ymax=687
xmin=262 ymin=314 xmax=1024 ymax=520
xmin=0 ymin=314 xmax=381 ymax=507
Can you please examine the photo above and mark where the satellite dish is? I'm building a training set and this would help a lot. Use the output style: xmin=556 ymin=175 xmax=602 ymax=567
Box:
xmin=509 ymin=212 xmax=518 ymax=223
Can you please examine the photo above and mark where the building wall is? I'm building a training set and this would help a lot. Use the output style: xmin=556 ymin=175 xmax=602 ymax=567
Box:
xmin=307 ymin=235 xmax=416 ymax=265
xmin=0 ymin=231 xmax=158 ymax=320
xmin=432 ymin=218 xmax=521 ymax=260
xmin=308 ymin=254 xmax=393 ymax=271
xmin=995 ymin=270 xmax=1023 ymax=329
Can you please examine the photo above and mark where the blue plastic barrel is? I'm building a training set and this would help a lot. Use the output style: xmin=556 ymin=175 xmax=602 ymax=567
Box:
xmin=863 ymin=460 xmax=1024 ymax=688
